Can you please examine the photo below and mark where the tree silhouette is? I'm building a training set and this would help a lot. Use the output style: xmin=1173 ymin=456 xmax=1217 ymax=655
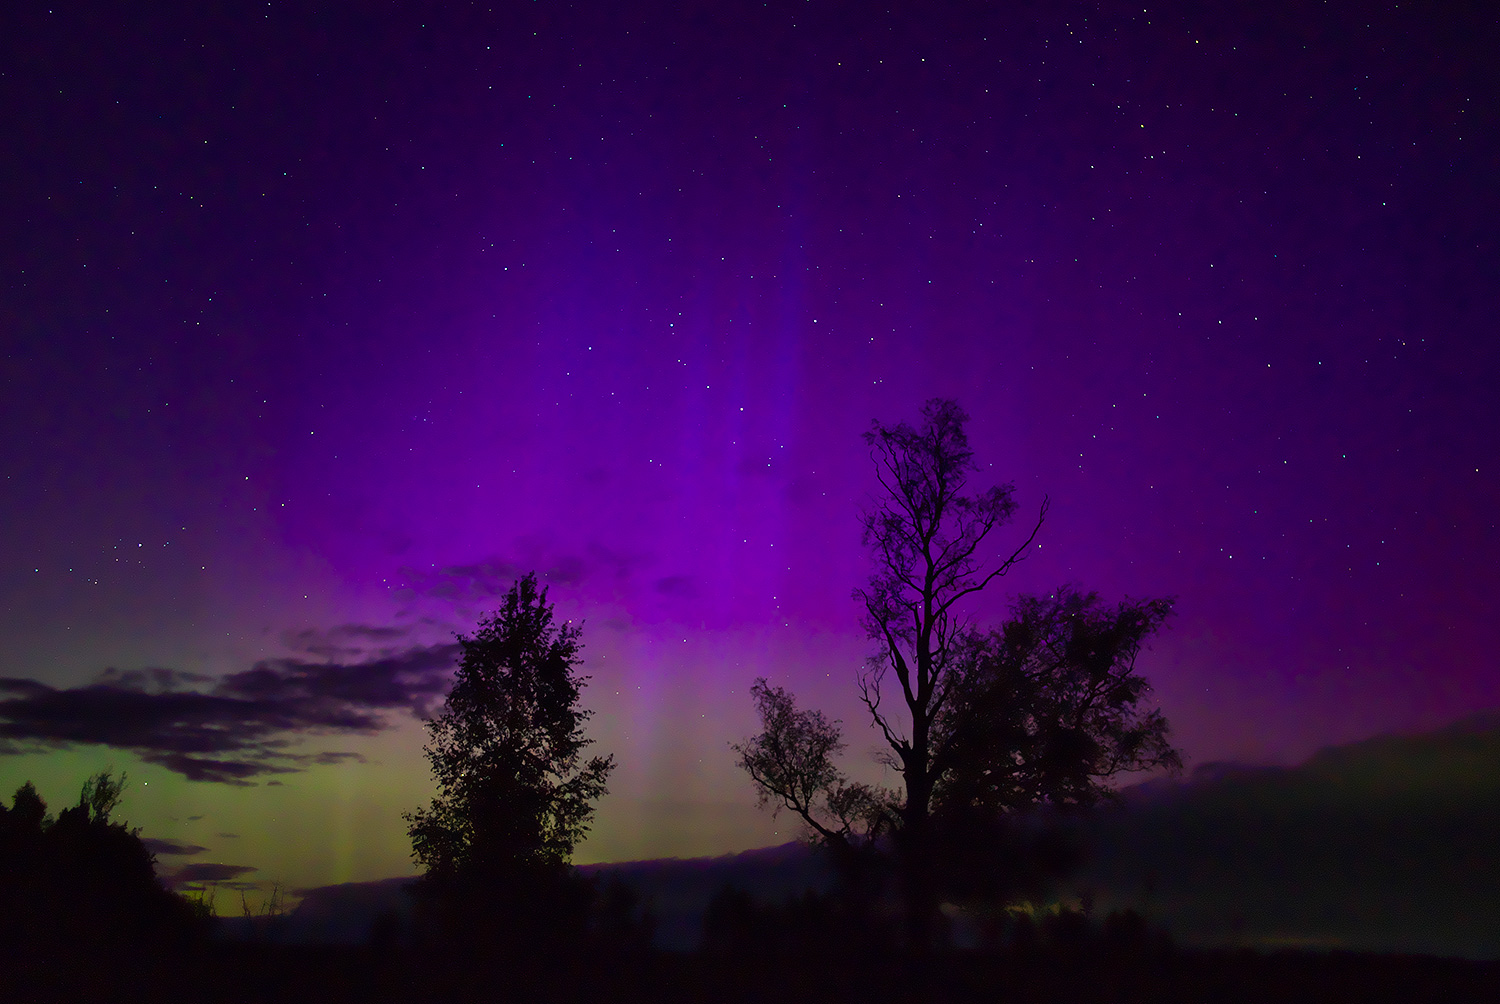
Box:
xmin=731 ymin=680 xmax=892 ymax=918
xmin=932 ymin=588 xmax=1181 ymax=816
xmin=405 ymin=572 xmax=615 ymax=948
xmin=925 ymin=587 xmax=1182 ymax=910
xmin=735 ymin=399 xmax=1180 ymax=948
xmin=0 ymin=771 xmax=204 ymax=955
xmin=732 ymin=680 xmax=889 ymax=849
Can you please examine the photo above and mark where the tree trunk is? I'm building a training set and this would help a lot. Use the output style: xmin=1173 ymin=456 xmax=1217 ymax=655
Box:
xmin=900 ymin=719 xmax=938 ymax=951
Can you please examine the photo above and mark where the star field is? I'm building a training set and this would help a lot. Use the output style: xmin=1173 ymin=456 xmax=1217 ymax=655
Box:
xmin=1 ymin=1 xmax=1496 ymax=903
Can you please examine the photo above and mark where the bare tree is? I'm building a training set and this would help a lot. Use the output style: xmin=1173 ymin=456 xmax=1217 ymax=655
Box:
xmin=853 ymin=399 xmax=1045 ymax=849
xmin=851 ymin=399 xmax=1045 ymax=943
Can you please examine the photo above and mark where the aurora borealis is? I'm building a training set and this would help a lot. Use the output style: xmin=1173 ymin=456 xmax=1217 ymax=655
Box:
xmin=2 ymin=1 xmax=1496 ymax=908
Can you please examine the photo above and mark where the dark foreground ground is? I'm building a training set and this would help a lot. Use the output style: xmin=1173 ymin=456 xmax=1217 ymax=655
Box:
xmin=6 ymin=944 xmax=1498 ymax=1004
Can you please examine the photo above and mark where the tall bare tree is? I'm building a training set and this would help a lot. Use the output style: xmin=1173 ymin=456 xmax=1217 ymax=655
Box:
xmin=854 ymin=399 xmax=1045 ymax=851
xmin=852 ymin=399 xmax=1045 ymax=942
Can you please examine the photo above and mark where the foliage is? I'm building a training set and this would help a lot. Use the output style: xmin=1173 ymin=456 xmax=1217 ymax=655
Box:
xmin=592 ymin=873 xmax=657 ymax=951
xmin=731 ymin=679 xmax=892 ymax=846
xmin=734 ymin=399 xmax=1181 ymax=945
xmin=404 ymin=572 xmax=615 ymax=947
xmin=80 ymin=769 xmax=127 ymax=822
xmin=0 ymin=770 xmax=206 ymax=953
xmin=932 ymin=588 xmax=1182 ymax=816
xmin=406 ymin=572 xmax=614 ymax=878
xmin=702 ymin=884 xmax=861 ymax=957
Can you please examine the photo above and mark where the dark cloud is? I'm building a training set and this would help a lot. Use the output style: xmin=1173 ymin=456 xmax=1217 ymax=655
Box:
xmin=146 ymin=751 xmax=293 ymax=785
xmin=400 ymin=559 xmax=523 ymax=602
xmin=141 ymin=837 xmax=208 ymax=857
xmin=0 ymin=678 xmax=49 ymax=699
xmin=312 ymin=750 xmax=366 ymax=765
xmin=94 ymin=667 xmax=213 ymax=692
xmin=164 ymin=862 xmax=257 ymax=889
xmin=281 ymin=623 xmax=414 ymax=659
xmin=0 ymin=642 xmax=458 ymax=784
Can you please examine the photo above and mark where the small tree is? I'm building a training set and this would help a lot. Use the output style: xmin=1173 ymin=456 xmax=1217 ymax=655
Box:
xmin=405 ymin=572 xmax=614 ymax=943
xmin=80 ymin=769 xmax=127 ymax=824
xmin=732 ymin=680 xmax=889 ymax=849
xmin=731 ymin=680 xmax=894 ymax=932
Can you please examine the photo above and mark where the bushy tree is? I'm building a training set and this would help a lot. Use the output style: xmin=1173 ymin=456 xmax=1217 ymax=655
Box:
xmin=735 ymin=399 xmax=1180 ymax=947
xmin=926 ymin=588 xmax=1182 ymax=907
xmin=731 ymin=680 xmax=893 ymax=916
xmin=732 ymin=680 xmax=890 ymax=849
xmin=932 ymin=588 xmax=1181 ymax=817
xmin=0 ymin=771 xmax=204 ymax=954
xmin=405 ymin=572 xmax=615 ymax=945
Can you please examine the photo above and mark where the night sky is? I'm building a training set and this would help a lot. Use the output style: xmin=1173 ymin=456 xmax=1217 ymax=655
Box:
xmin=3 ymin=1 xmax=1497 ymax=904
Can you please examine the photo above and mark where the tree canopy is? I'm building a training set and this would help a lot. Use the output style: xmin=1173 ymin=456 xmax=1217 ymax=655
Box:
xmin=732 ymin=679 xmax=891 ymax=850
xmin=931 ymin=588 xmax=1181 ymax=818
xmin=405 ymin=572 xmax=614 ymax=941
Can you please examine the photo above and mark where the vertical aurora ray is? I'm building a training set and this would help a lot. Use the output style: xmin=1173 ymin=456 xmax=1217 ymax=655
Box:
xmin=0 ymin=1 xmax=1495 ymax=907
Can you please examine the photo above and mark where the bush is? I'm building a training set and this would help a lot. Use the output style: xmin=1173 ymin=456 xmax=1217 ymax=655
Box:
xmin=0 ymin=773 xmax=207 ymax=956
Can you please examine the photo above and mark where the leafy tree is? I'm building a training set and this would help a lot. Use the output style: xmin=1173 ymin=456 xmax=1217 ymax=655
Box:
xmin=0 ymin=771 xmax=205 ymax=954
xmin=925 ymin=587 xmax=1182 ymax=908
xmin=405 ymin=572 xmax=615 ymax=945
xmin=8 ymin=780 xmax=48 ymax=830
xmin=79 ymin=769 xmax=126 ymax=823
xmin=731 ymin=680 xmax=892 ymax=915
xmin=701 ymin=882 xmax=847 ymax=957
xmin=932 ymin=588 xmax=1181 ymax=817
xmin=734 ymin=399 xmax=1180 ymax=947
xmin=732 ymin=680 xmax=889 ymax=849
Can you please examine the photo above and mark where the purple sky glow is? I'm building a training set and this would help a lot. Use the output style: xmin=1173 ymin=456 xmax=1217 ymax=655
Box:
xmin=2 ymin=1 xmax=1497 ymax=902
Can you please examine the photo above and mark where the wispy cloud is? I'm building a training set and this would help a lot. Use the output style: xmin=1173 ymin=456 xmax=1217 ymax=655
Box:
xmin=141 ymin=837 xmax=208 ymax=857
xmin=281 ymin=623 xmax=416 ymax=659
xmin=0 ymin=643 xmax=458 ymax=785
xmin=654 ymin=575 xmax=698 ymax=598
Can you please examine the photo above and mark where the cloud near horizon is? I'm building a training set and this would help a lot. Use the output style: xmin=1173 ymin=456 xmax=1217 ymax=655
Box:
xmin=162 ymin=862 xmax=259 ymax=891
xmin=0 ymin=643 xmax=459 ymax=784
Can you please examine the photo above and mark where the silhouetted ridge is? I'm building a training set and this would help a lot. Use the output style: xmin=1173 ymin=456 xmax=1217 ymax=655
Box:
xmin=1081 ymin=709 xmax=1500 ymax=958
